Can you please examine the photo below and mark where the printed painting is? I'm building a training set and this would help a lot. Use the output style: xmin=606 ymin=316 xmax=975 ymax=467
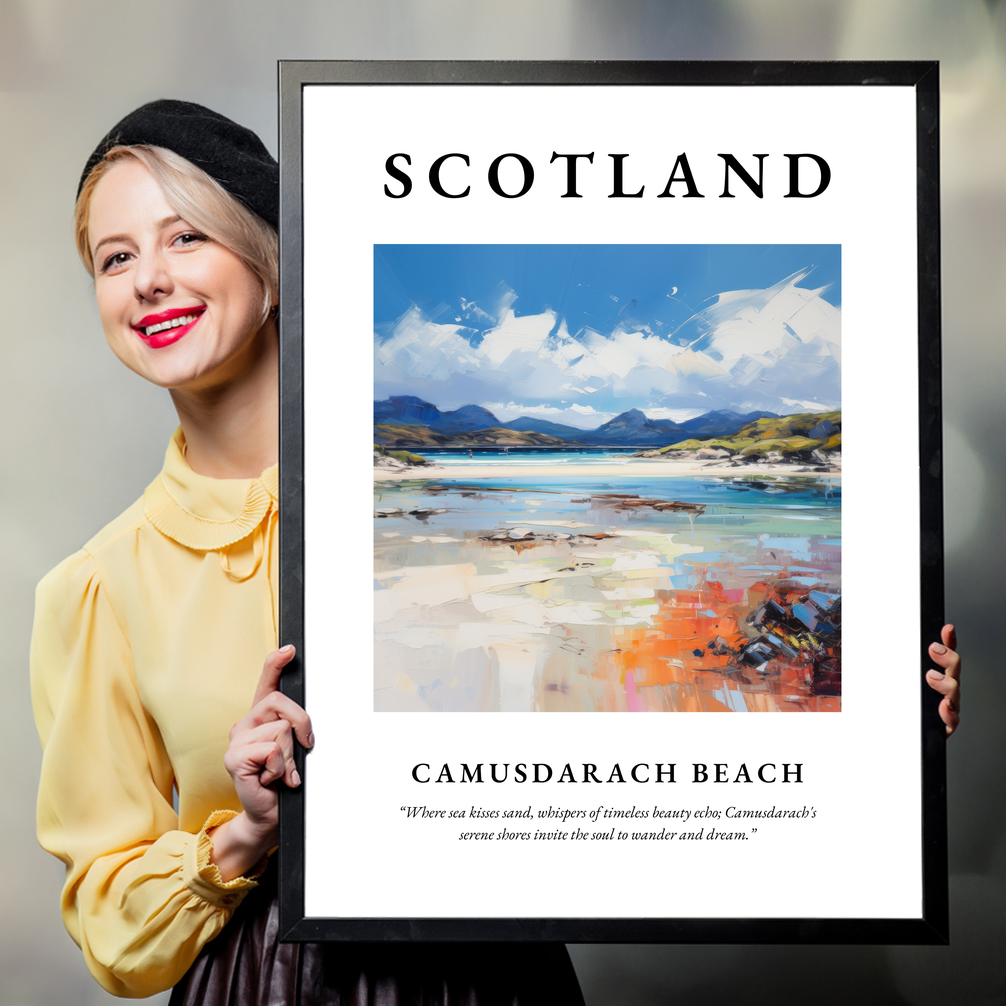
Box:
xmin=373 ymin=245 xmax=841 ymax=713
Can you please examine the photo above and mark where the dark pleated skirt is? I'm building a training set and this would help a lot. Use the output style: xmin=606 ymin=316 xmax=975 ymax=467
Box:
xmin=169 ymin=869 xmax=585 ymax=1006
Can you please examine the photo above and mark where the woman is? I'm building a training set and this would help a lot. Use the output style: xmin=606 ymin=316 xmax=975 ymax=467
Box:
xmin=31 ymin=100 xmax=586 ymax=1003
xmin=33 ymin=99 xmax=963 ymax=1003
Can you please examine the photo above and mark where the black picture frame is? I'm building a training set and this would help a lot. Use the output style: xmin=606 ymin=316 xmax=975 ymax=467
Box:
xmin=277 ymin=60 xmax=945 ymax=944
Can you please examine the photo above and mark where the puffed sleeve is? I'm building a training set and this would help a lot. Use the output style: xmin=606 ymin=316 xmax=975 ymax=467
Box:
xmin=31 ymin=549 xmax=262 ymax=998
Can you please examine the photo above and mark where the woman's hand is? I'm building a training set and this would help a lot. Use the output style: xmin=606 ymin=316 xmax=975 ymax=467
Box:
xmin=926 ymin=624 xmax=961 ymax=737
xmin=209 ymin=645 xmax=314 ymax=881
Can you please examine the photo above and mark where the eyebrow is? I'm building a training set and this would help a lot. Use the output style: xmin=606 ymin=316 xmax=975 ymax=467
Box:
xmin=91 ymin=215 xmax=185 ymax=258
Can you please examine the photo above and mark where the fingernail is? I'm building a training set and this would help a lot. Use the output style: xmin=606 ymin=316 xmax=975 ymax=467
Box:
xmin=292 ymin=768 xmax=301 ymax=787
xmin=280 ymin=644 xmax=295 ymax=654
xmin=927 ymin=670 xmax=944 ymax=679
xmin=931 ymin=643 xmax=947 ymax=654
xmin=307 ymin=732 xmax=315 ymax=748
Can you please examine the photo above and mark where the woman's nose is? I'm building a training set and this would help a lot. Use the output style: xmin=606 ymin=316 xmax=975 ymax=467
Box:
xmin=133 ymin=249 xmax=173 ymax=302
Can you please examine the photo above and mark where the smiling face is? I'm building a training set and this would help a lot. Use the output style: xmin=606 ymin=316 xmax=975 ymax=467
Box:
xmin=87 ymin=158 xmax=272 ymax=392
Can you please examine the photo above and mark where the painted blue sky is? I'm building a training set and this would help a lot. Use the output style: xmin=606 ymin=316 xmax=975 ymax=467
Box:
xmin=374 ymin=244 xmax=841 ymax=428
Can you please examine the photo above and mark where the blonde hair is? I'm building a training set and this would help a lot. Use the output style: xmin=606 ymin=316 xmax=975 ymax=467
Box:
xmin=75 ymin=145 xmax=278 ymax=322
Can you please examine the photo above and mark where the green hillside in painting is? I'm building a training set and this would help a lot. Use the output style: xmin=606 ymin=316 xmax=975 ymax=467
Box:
xmin=653 ymin=411 xmax=841 ymax=457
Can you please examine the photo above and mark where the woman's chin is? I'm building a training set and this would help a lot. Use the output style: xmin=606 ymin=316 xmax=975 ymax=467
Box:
xmin=109 ymin=322 xmax=272 ymax=395
xmin=122 ymin=353 xmax=220 ymax=392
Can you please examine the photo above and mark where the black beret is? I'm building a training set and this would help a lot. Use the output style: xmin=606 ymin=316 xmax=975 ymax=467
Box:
xmin=78 ymin=99 xmax=278 ymax=228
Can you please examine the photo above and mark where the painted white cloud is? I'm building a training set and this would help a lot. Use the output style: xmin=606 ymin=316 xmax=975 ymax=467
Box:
xmin=479 ymin=308 xmax=558 ymax=368
xmin=643 ymin=407 xmax=709 ymax=423
xmin=780 ymin=397 xmax=835 ymax=413
xmin=374 ymin=271 xmax=841 ymax=423
xmin=458 ymin=297 xmax=495 ymax=324
xmin=485 ymin=401 xmax=565 ymax=419
xmin=482 ymin=401 xmax=618 ymax=429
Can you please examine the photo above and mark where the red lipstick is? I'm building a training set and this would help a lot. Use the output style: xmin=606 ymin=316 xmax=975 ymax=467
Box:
xmin=132 ymin=306 xmax=206 ymax=349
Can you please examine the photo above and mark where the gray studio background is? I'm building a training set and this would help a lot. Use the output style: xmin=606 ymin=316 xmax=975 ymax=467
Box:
xmin=1 ymin=2 xmax=1003 ymax=1003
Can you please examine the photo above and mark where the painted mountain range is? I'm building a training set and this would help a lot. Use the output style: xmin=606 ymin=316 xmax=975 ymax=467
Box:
xmin=374 ymin=395 xmax=780 ymax=447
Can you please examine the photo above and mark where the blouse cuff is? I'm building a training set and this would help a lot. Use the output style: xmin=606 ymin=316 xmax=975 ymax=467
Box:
xmin=183 ymin=810 xmax=269 ymax=909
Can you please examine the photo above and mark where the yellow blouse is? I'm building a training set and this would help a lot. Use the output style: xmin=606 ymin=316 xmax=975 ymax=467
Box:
xmin=31 ymin=429 xmax=279 ymax=998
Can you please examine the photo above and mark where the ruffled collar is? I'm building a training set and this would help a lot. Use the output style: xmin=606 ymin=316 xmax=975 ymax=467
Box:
xmin=143 ymin=428 xmax=278 ymax=551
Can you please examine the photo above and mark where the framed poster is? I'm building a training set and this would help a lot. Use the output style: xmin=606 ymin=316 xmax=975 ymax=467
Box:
xmin=277 ymin=61 xmax=946 ymax=943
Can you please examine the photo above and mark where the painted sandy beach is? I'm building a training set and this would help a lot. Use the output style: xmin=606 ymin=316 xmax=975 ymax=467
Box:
xmin=374 ymin=463 xmax=841 ymax=713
